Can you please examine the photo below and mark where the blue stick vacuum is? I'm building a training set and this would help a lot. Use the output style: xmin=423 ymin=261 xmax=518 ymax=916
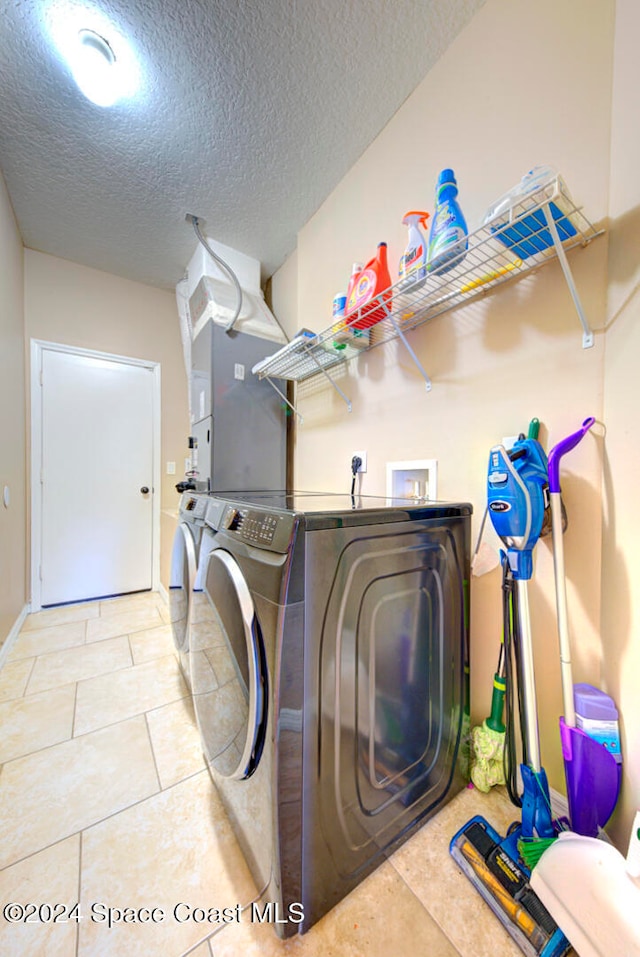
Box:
xmin=450 ymin=437 xmax=571 ymax=957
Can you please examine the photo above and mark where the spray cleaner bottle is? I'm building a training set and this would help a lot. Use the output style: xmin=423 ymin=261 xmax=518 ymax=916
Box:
xmin=398 ymin=211 xmax=430 ymax=293
xmin=427 ymin=169 xmax=468 ymax=274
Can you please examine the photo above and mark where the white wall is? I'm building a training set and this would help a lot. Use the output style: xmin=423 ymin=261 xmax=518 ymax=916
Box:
xmin=23 ymin=250 xmax=189 ymax=590
xmin=0 ymin=171 xmax=26 ymax=646
xmin=272 ymin=0 xmax=629 ymax=839
xmin=600 ymin=0 xmax=640 ymax=850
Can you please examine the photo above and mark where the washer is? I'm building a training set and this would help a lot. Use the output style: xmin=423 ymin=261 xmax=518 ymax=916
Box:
xmin=192 ymin=491 xmax=471 ymax=937
xmin=168 ymin=491 xmax=212 ymax=687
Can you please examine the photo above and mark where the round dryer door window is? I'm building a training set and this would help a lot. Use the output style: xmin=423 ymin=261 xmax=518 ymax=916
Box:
xmin=192 ymin=547 xmax=267 ymax=780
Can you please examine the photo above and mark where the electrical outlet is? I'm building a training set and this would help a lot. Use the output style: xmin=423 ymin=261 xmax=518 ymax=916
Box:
xmin=351 ymin=450 xmax=367 ymax=473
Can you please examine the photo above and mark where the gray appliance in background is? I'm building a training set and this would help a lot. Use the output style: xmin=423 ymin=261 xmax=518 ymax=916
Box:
xmin=169 ymin=491 xmax=214 ymax=688
xmin=191 ymin=491 xmax=471 ymax=937
xmin=189 ymin=321 xmax=286 ymax=490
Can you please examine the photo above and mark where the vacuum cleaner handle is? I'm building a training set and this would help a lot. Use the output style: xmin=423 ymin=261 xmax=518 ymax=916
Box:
xmin=547 ymin=417 xmax=595 ymax=492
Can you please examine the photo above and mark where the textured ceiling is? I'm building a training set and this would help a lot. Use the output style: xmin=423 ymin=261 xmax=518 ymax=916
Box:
xmin=0 ymin=0 xmax=485 ymax=289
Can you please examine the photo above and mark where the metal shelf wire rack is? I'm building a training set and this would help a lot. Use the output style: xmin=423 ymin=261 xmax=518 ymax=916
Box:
xmin=253 ymin=174 xmax=603 ymax=416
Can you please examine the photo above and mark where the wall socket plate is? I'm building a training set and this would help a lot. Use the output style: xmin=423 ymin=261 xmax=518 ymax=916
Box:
xmin=352 ymin=450 xmax=367 ymax=473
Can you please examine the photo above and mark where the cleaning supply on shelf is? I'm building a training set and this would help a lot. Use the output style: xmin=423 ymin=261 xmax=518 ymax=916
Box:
xmin=427 ymin=169 xmax=468 ymax=274
xmin=332 ymin=289 xmax=370 ymax=350
xmin=345 ymin=243 xmax=392 ymax=329
xmin=483 ymin=166 xmax=578 ymax=259
xmin=331 ymin=292 xmax=348 ymax=344
xmin=398 ymin=211 xmax=430 ymax=293
xmin=345 ymin=262 xmax=362 ymax=311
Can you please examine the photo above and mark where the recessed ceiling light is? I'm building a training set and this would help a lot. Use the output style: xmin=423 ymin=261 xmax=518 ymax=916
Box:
xmin=71 ymin=29 xmax=118 ymax=106
xmin=46 ymin=6 xmax=140 ymax=108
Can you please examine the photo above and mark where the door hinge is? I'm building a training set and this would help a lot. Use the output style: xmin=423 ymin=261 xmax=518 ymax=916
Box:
xmin=38 ymin=565 xmax=43 ymax=582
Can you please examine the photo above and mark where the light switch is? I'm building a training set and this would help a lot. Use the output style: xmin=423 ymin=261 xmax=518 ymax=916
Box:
xmin=166 ymin=462 xmax=176 ymax=475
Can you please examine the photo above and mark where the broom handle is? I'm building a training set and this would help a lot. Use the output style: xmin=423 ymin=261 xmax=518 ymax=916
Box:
xmin=550 ymin=491 xmax=576 ymax=728
xmin=547 ymin=417 xmax=594 ymax=727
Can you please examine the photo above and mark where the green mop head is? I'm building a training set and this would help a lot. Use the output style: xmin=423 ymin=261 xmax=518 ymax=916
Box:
xmin=471 ymin=721 xmax=506 ymax=791
xmin=471 ymin=673 xmax=507 ymax=792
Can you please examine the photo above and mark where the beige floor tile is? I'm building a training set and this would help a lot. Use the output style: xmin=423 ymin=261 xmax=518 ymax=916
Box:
xmin=26 ymin=637 xmax=132 ymax=696
xmin=190 ymin=591 xmax=215 ymax=625
xmin=0 ymin=684 xmax=76 ymax=764
xmin=74 ymin=654 xmax=188 ymax=736
xmin=157 ymin=603 xmax=173 ymax=626
xmin=211 ymin=858 xmax=460 ymax=957
xmin=390 ymin=786 xmax=523 ymax=957
xmin=22 ymin=603 xmax=99 ymax=632
xmin=98 ymin=591 xmax=164 ymax=618
xmin=0 ymin=835 xmax=80 ymax=957
xmin=8 ymin=620 xmax=86 ymax=662
xmin=129 ymin=623 xmax=176 ymax=665
xmin=146 ymin=696 xmax=206 ymax=789
xmin=86 ymin=606 xmax=165 ymax=643
xmin=182 ymin=942 xmax=214 ymax=957
xmin=0 ymin=716 xmax=159 ymax=870
xmin=78 ymin=770 xmax=257 ymax=957
xmin=0 ymin=658 xmax=34 ymax=703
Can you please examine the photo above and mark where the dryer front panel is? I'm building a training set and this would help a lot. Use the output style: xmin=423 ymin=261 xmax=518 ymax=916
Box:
xmin=312 ymin=518 xmax=469 ymax=884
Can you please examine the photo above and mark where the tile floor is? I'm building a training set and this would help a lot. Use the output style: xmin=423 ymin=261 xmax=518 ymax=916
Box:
xmin=0 ymin=591 xmax=530 ymax=957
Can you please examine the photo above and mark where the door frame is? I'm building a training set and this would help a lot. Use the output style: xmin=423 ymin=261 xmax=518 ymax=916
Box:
xmin=30 ymin=339 xmax=162 ymax=611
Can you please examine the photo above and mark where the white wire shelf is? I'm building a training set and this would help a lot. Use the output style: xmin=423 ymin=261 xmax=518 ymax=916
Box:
xmin=253 ymin=175 xmax=603 ymax=414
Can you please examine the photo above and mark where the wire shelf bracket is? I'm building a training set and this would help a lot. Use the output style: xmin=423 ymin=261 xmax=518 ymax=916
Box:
xmin=540 ymin=202 xmax=594 ymax=348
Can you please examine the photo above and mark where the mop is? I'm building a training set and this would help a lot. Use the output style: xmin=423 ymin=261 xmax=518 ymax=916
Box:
xmin=545 ymin=417 xmax=621 ymax=838
xmin=450 ymin=436 xmax=571 ymax=957
xmin=527 ymin=418 xmax=635 ymax=955
xmin=470 ymin=418 xmax=540 ymax=793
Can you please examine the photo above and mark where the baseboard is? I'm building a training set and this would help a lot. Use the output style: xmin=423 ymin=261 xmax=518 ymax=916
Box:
xmin=0 ymin=604 xmax=31 ymax=671
xmin=157 ymin=582 xmax=169 ymax=606
xmin=550 ymin=786 xmax=570 ymax=821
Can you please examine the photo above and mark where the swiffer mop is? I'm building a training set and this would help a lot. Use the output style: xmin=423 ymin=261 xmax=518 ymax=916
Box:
xmin=451 ymin=437 xmax=571 ymax=957
xmin=470 ymin=418 xmax=541 ymax=793
xmin=547 ymin=417 xmax=621 ymax=837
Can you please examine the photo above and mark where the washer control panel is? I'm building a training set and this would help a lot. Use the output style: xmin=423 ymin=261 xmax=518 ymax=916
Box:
xmin=179 ymin=492 xmax=208 ymax=523
xmin=221 ymin=506 xmax=293 ymax=552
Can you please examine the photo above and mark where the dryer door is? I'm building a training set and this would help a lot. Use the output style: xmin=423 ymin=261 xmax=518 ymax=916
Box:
xmin=168 ymin=523 xmax=197 ymax=654
xmin=193 ymin=547 xmax=267 ymax=780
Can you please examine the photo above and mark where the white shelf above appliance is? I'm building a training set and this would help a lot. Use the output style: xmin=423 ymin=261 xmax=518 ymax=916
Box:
xmin=253 ymin=174 xmax=603 ymax=418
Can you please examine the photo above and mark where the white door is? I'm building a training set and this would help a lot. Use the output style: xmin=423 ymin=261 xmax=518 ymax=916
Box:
xmin=37 ymin=346 xmax=157 ymax=607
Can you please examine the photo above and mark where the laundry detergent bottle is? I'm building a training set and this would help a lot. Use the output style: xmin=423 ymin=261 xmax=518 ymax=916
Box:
xmin=398 ymin=211 xmax=430 ymax=293
xmin=427 ymin=169 xmax=468 ymax=274
xmin=346 ymin=243 xmax=392 ymax=329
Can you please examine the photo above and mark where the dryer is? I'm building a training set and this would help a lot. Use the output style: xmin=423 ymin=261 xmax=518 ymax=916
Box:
xmin=169 ymin=491 xmax=212 ymax=687
xmin=192 ymin=491 xmax=471 ymax=936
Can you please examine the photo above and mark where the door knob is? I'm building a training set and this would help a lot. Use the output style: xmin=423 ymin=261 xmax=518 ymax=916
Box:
xmin=140 ymin=486 xmax=150 ymax=494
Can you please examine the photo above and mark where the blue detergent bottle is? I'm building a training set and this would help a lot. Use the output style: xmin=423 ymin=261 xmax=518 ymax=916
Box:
xmin=427 ymin=169 xmax=468 ymax=274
